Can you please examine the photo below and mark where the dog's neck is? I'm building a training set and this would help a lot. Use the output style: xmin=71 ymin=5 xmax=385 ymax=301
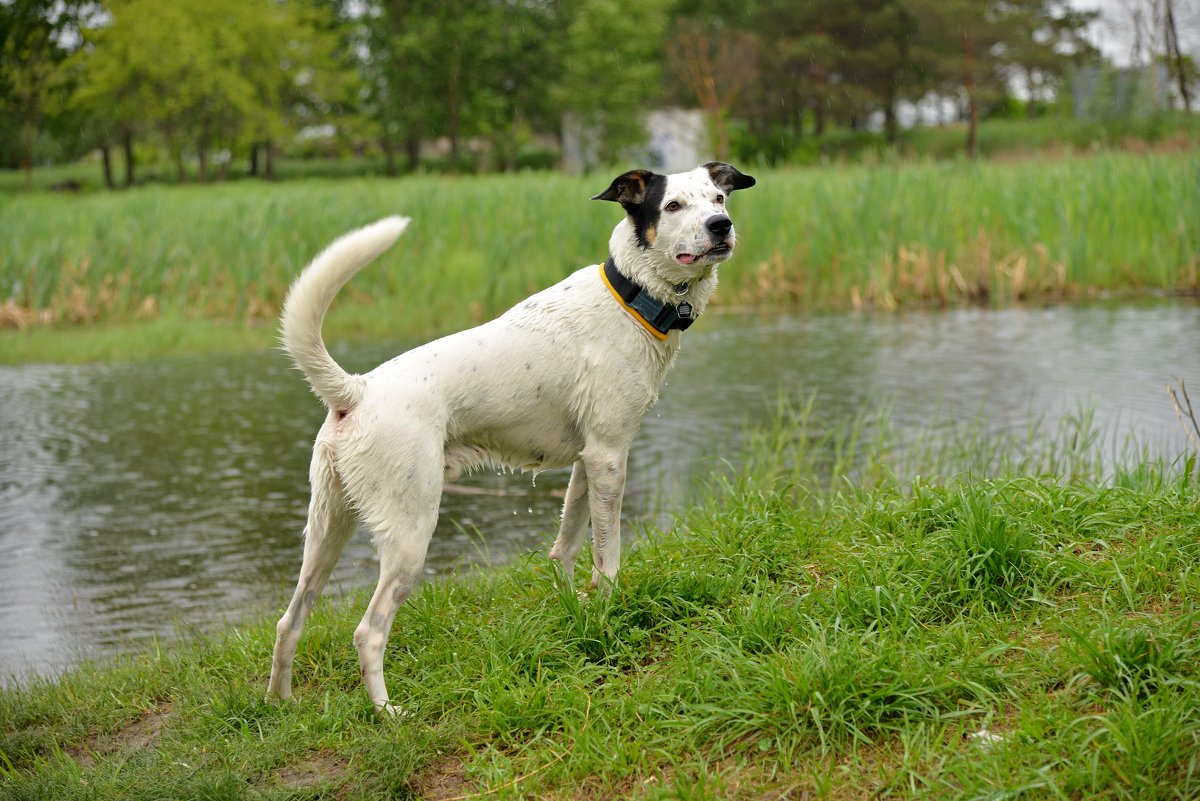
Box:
xmin=607 ymin=222 xmax=720 ymax=316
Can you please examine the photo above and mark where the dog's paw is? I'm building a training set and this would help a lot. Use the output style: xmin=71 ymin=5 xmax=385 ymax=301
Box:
xmin=589 ymin=570 xmax=616 ymax=597
xmin=376 ymin=701 xmax=413 ymax=721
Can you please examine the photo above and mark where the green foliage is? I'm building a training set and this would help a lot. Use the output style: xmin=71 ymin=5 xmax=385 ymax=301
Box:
xmin=0 ymin=0 xmax=99 ymax=179
xmin=555 ymin=0 xmax=670 ymax=164
xmin=66 ymin=0 xmax=352 ymax=180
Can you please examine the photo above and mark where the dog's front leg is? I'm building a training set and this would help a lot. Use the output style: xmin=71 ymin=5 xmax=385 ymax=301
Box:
xmin=549 ymin=460 xmax=589 ymax=581
xmin=581 ymin=444 xmax=628 ymax=593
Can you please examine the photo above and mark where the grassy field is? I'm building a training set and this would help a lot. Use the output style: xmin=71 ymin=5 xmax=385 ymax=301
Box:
xmin=2 ymin=149 xmax=1198 ymax=364
xmin=896 ymin=113 xmax=1200 ymax=161
xmin=2 ymin=409 xmax=1198 ymax=799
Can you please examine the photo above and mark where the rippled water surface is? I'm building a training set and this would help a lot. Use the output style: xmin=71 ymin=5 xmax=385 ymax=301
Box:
xmin=2 ymin=302 xmax=1197 ymax=681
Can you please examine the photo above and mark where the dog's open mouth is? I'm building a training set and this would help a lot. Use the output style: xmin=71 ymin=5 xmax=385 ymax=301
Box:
xmin=677 ymin=243 xmax=732 ymax=265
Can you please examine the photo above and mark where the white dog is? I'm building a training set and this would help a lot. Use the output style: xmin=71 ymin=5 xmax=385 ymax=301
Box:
xmin=267 ymin=162 xmax=756 ymax=713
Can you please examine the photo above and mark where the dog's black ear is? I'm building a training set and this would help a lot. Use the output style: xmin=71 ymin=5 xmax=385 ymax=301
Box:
xmin=592 ymin=169 xmax=660 ymax=208
xmin=704 ymin=162 xmax=756 ymax=193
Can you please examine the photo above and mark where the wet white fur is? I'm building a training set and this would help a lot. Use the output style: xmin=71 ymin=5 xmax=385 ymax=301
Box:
xmin=267 ymin=166 xmax=743 ymax=715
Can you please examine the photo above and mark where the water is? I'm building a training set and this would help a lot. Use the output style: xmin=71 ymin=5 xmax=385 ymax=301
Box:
xmin=1 ymin=301 xmax=1197 ymax=681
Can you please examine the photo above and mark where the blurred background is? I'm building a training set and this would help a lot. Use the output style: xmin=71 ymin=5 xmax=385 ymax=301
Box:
xmin=1 ymin=0 xmax=1197 ymax=187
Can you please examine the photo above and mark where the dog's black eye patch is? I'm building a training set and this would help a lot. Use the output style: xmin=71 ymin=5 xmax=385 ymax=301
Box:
xmin=594 ymin=169 xmax=668 ymax=250
xmin=629 ymin=174 xmax=667 ymax=249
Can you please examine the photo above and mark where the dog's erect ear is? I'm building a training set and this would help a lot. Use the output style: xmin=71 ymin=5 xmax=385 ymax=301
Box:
xmin=704 ymin=162 xmax=756 ymax=194
xmin=592 ymin=169 xmax=660 ymax=208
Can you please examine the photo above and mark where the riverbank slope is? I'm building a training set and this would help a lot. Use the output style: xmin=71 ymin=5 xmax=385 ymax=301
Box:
xmin=2 ymin=413 xmax=1198 ymax=799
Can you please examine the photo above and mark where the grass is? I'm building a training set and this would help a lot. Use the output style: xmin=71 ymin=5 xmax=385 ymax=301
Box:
xmin=2 ymin=149 xmax=1198 ymax=364
xmin=0 ymin=315 xmax=278 ymax=364
xmin=896 ymin=113 xmax=1200 ymax=161
xmin=2 ymin=407 xmax=1197 ymax=799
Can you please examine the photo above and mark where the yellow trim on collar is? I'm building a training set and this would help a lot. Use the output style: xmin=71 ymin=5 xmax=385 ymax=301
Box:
xmin=598 ymin=263 xmax=669 ymax=341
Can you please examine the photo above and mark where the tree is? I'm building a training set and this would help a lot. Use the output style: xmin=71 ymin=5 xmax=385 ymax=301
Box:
xmin=1164 ymin=0 xmax=1194 ymax=110
xmin=668 ymin=13 xmax=757 ymax=160
xmin=0 ymin=0 xmax=96 ymax=187
xmin=242 ymin=2 xmax=357 ymax=179
xmin=555 ymin=0 xmax=669 ymax=165
xmin=363 ymin=0 xmax=441 ymax=173
xmin=1003 ymin=1 xmax=1099 ymax=117
xmin=69 ymin=0 xmax=351 ymax=184
xmin=802 ymin=0 xmax=916 ymax=142
xmin=1117 ymin=0 xmax=1198 ymax=111
xmin=369 ymin=0 xmax=507 ymax=172
xmin=908 ymin=0 xmax=1013 ymax=158
xmin=476 ymin=1 xmax=568 ymax=171
xmin=713 ymin=0 xmax=916 ymax=149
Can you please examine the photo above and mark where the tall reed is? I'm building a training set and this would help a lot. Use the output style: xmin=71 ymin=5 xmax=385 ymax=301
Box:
xmin=2 ymin=152 xmax=1196 ymax=338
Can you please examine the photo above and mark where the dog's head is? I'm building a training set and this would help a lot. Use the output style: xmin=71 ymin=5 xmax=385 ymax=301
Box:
xmin=594 ymin=162 xmax=755 ymax=283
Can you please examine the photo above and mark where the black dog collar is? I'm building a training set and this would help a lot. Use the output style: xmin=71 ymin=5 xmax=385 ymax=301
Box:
xmin=600 ymin=256 xmax=696 ymax=341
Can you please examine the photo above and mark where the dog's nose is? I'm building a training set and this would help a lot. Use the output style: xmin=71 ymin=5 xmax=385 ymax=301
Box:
xmin=706 ymin=215 xmax=732 ymax=238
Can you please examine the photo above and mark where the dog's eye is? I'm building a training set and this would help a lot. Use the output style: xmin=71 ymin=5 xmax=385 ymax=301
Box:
xmin=665 ymin=200 xmax=682 ymax=212
xmin=715 ymin=195 xmax=725 ymax=205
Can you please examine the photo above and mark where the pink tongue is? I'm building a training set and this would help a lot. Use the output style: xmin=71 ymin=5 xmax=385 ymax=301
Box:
xmin=677 ymin=253 xmax=697 ymax=265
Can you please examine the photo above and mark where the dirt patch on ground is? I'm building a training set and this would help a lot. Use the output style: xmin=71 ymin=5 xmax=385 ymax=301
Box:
xmin=273 ymin=749 xmax=351 ymax=792
xmin=69 ymin=705 xmax=172 ymax=766
xmin=408 ymin=753 xmax=471 ymax=800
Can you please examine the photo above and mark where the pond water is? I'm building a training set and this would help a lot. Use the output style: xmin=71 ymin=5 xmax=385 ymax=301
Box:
xmin=2 ymin=301 xmax=1198 ymax=682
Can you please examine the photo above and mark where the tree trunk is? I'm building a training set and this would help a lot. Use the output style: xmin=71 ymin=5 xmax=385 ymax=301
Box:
xmin=504 ymin=108 xmax=523 ymax=172
xmin=964 ymin=32 xmax=978 ymax=160
xmin=406 ymin=135 xmax=420 ymax=172
xmin=100 ymin=145 xmax=114 ymax=189
xmin=884 ymin=91 xmax=899 ymax=144
xmin=447 ymin=54 xmax=462 ymax=171
xmin=216 ymin=145 xmax=231 ymax=181
xmin=197 ymin=148 xmax=208 ymax=182
xmin=22 ymin=115 xmax=35 ymax=191
xmin=1026 ymin=67 xmax=1039 ymax=119
xmin=381 ymin=136 xmax=397 ymax=176
xmin=265 ymin=140 xmax=275 ymax=180
xmin=967 ymin=92 xmax=979 ymax=159
xmin=249 ymin=145 xmax=259 ymax=177
xmin=1164 ymin=0 xmax=1192 ymax=112
xmin=122 ymin=131 xmax=135 ymax=187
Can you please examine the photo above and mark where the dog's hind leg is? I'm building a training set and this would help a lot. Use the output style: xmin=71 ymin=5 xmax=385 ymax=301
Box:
xmin=351 ymin=442 xmax=442 ymax=716
xmin=268 ymin=439 xmax=357 ymax=702
xmin=353 ymin=511 xmax=437 ymax=716
xmin=548 ymin=461 xmax=589 ymax=581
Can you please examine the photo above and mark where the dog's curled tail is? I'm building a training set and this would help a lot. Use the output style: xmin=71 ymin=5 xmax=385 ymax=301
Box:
xmin=280 ymin=216 xmax=411 ymax=410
